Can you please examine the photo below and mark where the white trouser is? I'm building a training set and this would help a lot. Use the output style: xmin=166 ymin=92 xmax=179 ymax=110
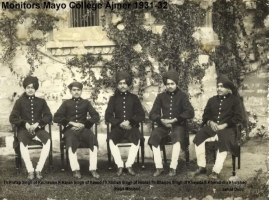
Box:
xmin=68 ymin=146 xmax=98 ymax=171
xmin=109 ymin=140 xmax=140 ymax=168
xmin=195 ymin=135 xmax=228 ymax=174
xmin=152 ymin=142 xmax=181 ymax=169
xmin=20 ymin=139 xmax=51 ymax=173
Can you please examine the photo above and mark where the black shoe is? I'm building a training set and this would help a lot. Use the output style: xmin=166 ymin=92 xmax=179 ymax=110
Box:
xmin=27 ymin=172 xmax=35 ymax=180
xmin=194 ymin=167 xmax=207 ymax=176
xmin=90 ymin=170 xmax=100 ymax=179
xmin=153 ymin=168 xmax=164 ymax=177
xmin=168 ymin=168 xmax=176 ymax=177
xmin=35 ymin=171 xmax=43 ymax=180
xmin=127 ymin=167 xmax=136 ymax=176
xmin=73 ymin=170 xmax=82 ymax=179
xmin=209 ymin=172 xmax=220 ymax=179
xmin=117 ymin=167 xmax=123 ymax=176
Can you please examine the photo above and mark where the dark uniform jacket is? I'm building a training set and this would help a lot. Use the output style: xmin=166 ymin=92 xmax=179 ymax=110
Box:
xmin=53 ymin=98 xmax=99 ymax=129
xmin=148 ymin=88 xmax=194 ymax=148
xmin=193 ymin=93 xmax=243 ymax=156
xmin=105 ymin=90 xmax=145 ymax=145
xmin=9 ymin=92 xmax=52 ymax=146
xmin=53 ymin=97 xmax=100 ymax=152
xmin=149 ymin=88 xmax=194 ymax=125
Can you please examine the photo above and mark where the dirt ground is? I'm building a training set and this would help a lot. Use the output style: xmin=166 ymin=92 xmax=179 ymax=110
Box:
xmin=0 ymin=137 xmax=268 ymax=200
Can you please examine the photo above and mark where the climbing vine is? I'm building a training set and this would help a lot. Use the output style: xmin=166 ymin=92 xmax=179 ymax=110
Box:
xmin=67 ymin=1 xmax=206 ymax=101
xmin=212 ymin=0 xmax=269 ymax=88
xmin=0 ymin=0 xmax=59 ymax=77
xmin=0 ymin=0 xmax=268 ymax=104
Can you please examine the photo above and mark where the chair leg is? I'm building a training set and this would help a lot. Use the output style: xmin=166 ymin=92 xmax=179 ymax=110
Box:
xmin=66 ymin=148 xmax=69 ymax=166
xmin=60 ymin=145 xmax=65 ymax=172
xmin=213 ymin=148 xmax=216 ymax=162
xmin=185 ymin=146 xmax=190 ymax=167
xmin=107 ymin=141 xmax=112 ymax=170
xmin=232 ymin=155 xmax=236 ymax=176
xmin=141 ymin=140 xmax=145 ymax=169
xmin=162 ymin=145 xmax=167 ymax=165
xmin=15 ymin=148 xmax=20 ymax=174
xmin=238 ymin=146 xmax=241 ymax=169
xmin=137 ymin=150 xmax=140 ymax=164
xmin=49 ymin=144 xmax=53 ymax=172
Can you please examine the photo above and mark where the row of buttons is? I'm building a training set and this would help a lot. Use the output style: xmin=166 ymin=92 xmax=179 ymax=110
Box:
xmin=217 ymin=96 xmax=226 ymax=123
xmin=29 ymin=97 xmax=35 ymax=125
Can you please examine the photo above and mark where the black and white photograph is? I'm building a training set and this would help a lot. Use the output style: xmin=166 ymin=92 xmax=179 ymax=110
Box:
xmin=0 ymin=0 xmax=268 ymax=199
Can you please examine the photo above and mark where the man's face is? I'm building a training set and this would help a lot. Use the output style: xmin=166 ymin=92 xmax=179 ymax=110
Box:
xmin=217 ymin=83 xmax=229 ymax=96
xmin=70 ymin=87 xmax=82 ymax=98
xmin=25 ymin=84 xmax=36 ymax=96
xmin=165 ymin=79 xmax=177 ymax=92
xmin=117 ymin=79 xmax=129 ymax=93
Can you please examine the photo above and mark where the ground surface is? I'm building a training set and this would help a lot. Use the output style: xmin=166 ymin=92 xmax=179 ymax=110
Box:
xmin=0 ymin=137 xmax=268 ymax=200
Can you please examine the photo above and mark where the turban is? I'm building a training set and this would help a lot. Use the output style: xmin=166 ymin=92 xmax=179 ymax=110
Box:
xmin=115 ymin=71 xmax=132 ymax=86
xmin=23 ymin=76 xmax=39 ymax=90
xmin=162 ymin=70 xmax=179 ymax=85
xmin=216 ymin=74 xmax=234 ymax=90
xmin=68 ymin=82 xmax=83 ymax=90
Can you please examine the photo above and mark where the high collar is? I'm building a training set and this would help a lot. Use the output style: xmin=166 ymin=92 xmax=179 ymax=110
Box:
xmin=23 ymin=92 xmax=35 ymax=99
xmin=115 ymin=89 xmax=130 ymax=96
xmin=166 ymin=88 xmax=179 ymax=96
xmin=218 ymin=93 xmax=230 ymax=99
xmin=72 ymin=97 xmax=82 ymax=101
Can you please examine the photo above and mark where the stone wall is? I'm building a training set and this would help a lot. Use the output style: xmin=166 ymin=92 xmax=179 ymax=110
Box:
xmin=0 ymin=1 xmax=268 ymax=137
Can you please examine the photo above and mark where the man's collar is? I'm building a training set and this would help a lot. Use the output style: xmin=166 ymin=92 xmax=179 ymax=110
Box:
xmin=116 ymin=89 xmax=130 ymax=96
xmin=218 ymin=93 xmax=230 ymax=99
xmin=72 ymin=97 xmax=82 ymax=101
xmin=23 ymin=92 xmax=35 ymax=99
xmin=166 ymin=88 xmax=179 ymax=96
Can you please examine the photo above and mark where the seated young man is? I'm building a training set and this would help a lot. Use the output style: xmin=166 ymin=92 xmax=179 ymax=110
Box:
xmin=9 ymin=76 xmax=52 ymax=180
xmin=193 ymin=74 xmax=243 ymax=179
xmin=105 ymin=71 xmax=145 ymax=176
xmin=53 ymin=82 xmax=100 ymax=179
xmin=148 ymin=70 xmax=194 ymax=177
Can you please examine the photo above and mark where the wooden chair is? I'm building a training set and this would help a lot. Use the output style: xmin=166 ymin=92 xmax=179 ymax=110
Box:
xmin=151 ymin=121 xmax=190 ymax=167
xmin=59 ymin=123 xmax=98 ymax=171
xmin=205 ymin=124 xmax=242 ymax=176
xmin=106 ymin=122 xmax=145 ymax=169
xmin=13 ymin=123 xmax=53 ymax=174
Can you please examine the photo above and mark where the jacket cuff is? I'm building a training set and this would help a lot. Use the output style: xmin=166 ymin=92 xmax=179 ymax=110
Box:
xmin=226 ymin=119 xmax=234 ymax=128
xmin=128 ymin=118 xmax=137 ymax=127
xmin=84 ymin=121 xmax=94 ymax=129
xmin=20 ymin=121 xmax=26 ymax=129
xmin=116 ymin=119 xmax=124 ymax=126
xmin=38 ymin=120 xmax=45 ymax=128
xmin=61 ymin=119 xmax=70 ymax=127
xmin=154 ymin=117 xmax=162 ymax=126
xmin=176 ymin=116 xmax=184 ymax=124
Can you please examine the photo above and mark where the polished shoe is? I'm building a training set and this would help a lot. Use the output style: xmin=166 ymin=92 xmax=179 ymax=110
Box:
xmin=153 ymin=168 xmax=164 ymax=177
xmin=90 ymin=170 xmax=100 ymax=179
xmin=27 ymin=172 xmax=35 ymax=180
xmin=35 ymin=171 xmax=43 ymax=180
xmin=209 ymin=172 xmax=220 ymax=179
xmin=117 ymin=167 xmax=123 ymax=176
xmin=168 ymin=168 xmax=176 ymax=177
xmin=73 ymin=170 xmax=82 ymax=179
xmin=127 ymin=167 xmax=136 ymax=176
xmin=194 ymin=167 xmax=207 ymax=176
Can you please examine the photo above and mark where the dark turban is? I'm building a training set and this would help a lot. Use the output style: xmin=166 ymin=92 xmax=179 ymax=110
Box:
xmin=115 ymin=71 xmax=132 ymax=86
xmin=162 ymin=70 xmax=179 ymax=85
xmin=23 ymin=76 xmax=39 ymax=90
xmin=216 ymin=74 xmax=234 ymax=90
xmin=68 ymin=82 xmax=83 ymax=90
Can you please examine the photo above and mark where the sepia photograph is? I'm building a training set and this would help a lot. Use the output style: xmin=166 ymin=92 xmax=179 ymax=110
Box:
xmin=0 ymin=0 xmax=268 ymax=199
